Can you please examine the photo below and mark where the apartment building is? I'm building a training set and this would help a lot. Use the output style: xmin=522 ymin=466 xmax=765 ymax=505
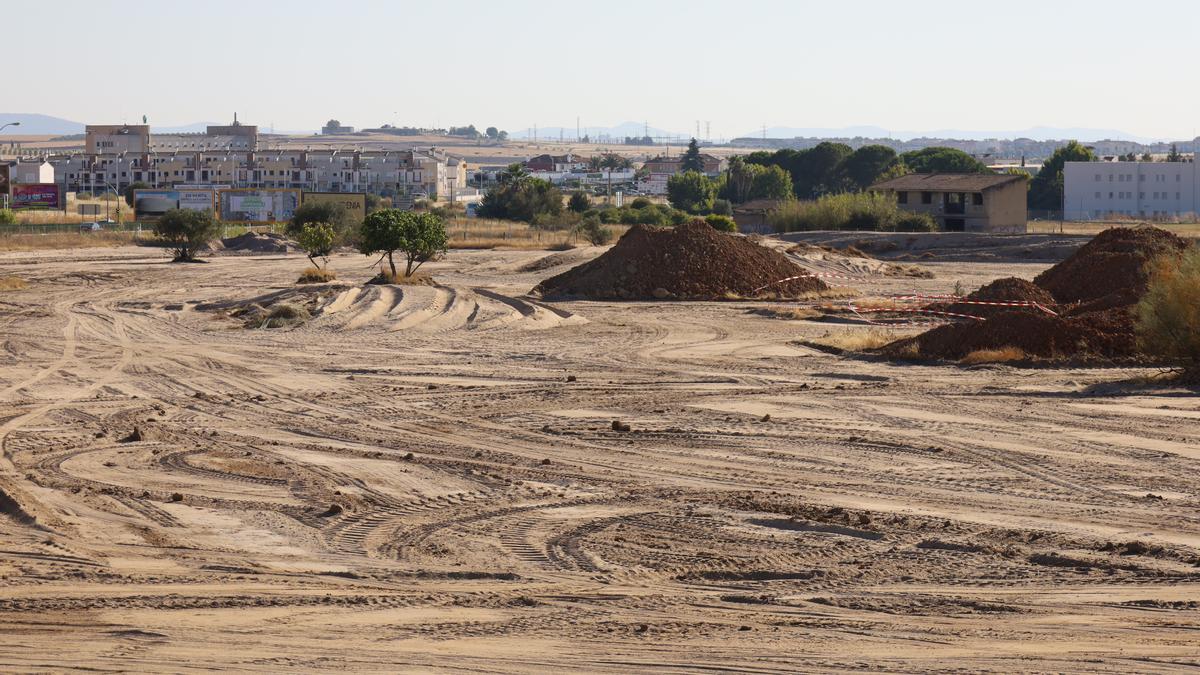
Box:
xmin=1063 ymin=161 xmax=1198 ymax=220
xmin=47 ymin=148 xmax=467 ymax=204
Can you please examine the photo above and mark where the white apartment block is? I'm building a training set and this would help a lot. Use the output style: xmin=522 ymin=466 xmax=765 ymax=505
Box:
xmin=1064 ymin=161 xmax=1199 ymax=220
xmin=46 ymin=149 xmax=468 ymax=204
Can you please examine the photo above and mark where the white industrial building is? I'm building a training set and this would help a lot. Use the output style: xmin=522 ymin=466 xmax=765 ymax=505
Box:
xmin=1064 ymin=160 xmax=1198 ymax=220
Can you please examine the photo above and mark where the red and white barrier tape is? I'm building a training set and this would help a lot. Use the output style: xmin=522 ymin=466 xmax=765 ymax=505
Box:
xmin=752 ymin=272 xmax=880 ymax=294
xmin=888 ymin=295 xmax=1059 ymax=316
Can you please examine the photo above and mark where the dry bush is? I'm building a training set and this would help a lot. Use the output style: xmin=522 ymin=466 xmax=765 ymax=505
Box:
xmin=959 ymin=347 xmax=1028 ymax=365
xmin=1137 ymin=248 xmax=1200 ymax=377
xmin=0 ymin=276 xmax=28 ymax=291
xmin=251 ymin=302 xmax=311 ymax=329
xmin=297 ymin=267 xmax=337 ymax=284
xmin=747 ymin=306 xmax=822 ymax=321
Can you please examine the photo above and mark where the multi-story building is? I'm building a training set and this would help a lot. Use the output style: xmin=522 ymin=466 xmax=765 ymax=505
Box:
xmin=1063 ymin=160 xmax=1198 ymax=220
xmin=638 ymin=153 xmax=727 ymax=194
xmin=870 ymin=173 xmax=1028 ymax=232
xmin=85 ymin=125 xmax=150 ymax=154
xmin=46 ymin=148 xmax=467 ymax=205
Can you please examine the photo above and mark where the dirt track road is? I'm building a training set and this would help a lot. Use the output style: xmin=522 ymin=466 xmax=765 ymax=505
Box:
xmin=1 ymin=244 xmax=1198 ymax=672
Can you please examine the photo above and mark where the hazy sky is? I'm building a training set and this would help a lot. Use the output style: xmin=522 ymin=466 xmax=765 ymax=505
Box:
xmin=8 ymin=0 xmax=1198 ymax=139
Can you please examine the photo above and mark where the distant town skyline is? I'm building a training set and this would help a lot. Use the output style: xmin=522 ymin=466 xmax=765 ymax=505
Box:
xmin=8 ymin=0 xmax=1200 ymax=141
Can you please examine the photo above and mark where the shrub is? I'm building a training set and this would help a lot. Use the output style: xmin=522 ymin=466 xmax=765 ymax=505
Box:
xmin=895 ymin=212 xmax=938 ymax=232
xmin=574 ymin=217 xmax=613 ymax=246
xmin=359 ymin=209 xmax=448 ymax=278
xmin=153 ymin=209 xmax=219 ymax=262
xmin=0 ymin=209 xmax=16 ymax=225
xmin=568 ymin=191 xmax=591 ymax=213
xmin=477 ymin=175 xmax=563 ymax=223
xmin=667 ymin=170 xmax=716 ymax=214
xmin=76 ymin=192 xmax=94 ymax=200
xmin=1137 ymin=248 xmax=1200 ymax=377
xmin=704 ymin=214 xmax=737 ymax=232
xmin=711 ymin=198 xmax=733 ymax=216
xmin=254 ymin=302 xmax=311 ymax=328
xmin=768 ymin=192 xmax=933 ymax=233
xmin=297 ymin=222 xmax=336 ymax=269
xmin=288 ymin=201 xmax=358 ymax=245
xmin=297 ymin=267 xmax=337 ymax=284
xmin=630 ymin=197 xmax=653 ymax=209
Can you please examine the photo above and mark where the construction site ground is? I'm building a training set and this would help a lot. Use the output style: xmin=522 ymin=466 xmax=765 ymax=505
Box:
xmin=0 ymin=237 xmax=1198 ymax=673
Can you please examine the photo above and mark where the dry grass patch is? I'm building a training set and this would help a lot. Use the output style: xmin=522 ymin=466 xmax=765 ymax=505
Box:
xmin=0 ymin=231 xmax=140 ymax=251
xmin=297 ymin=267 xmax=337 ymax=284
xmin=0 ymin=276 xmax=28 ymax=291
xmin=959 ymin=347 xmax=1028 ymax=365
xmin=747 ymin=306 xmax=823 ymax=321
xmin=812 ymin=328 xmax=906 ymax=352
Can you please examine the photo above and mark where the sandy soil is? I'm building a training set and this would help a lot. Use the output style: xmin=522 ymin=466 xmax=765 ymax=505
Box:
xmin=0 ymin=239 xmax=1198 ymax=672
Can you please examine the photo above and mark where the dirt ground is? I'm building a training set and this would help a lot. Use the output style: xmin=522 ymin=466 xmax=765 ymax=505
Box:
xmin=0 ymin=238 xmax=1198 ymax=673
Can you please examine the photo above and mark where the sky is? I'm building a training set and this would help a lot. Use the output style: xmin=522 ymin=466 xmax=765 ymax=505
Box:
xmin=7 ymin=0 xmax=1200 ymax=140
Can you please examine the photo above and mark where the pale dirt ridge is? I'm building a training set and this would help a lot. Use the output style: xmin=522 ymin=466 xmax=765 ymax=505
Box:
xmin=0 ymin=242 xmax=1197 ymax=672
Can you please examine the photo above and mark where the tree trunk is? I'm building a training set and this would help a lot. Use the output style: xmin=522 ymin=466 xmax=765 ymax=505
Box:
xmin=405 ymin=255 xmax=416 ymax=277
xmin=387 ymin=251 xmax=396 ymax=277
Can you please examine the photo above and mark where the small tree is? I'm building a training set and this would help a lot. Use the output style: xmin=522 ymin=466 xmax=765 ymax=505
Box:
xmin=667 ymin=170 xmax=716 ymax=214
xmin=1137 ymin=249 xmax=1200 ymax=379
xmin=681 ymin=138 xmax=704 ymax=173
xmin=486 ymin=126 xmax=499 ymax=139
xmin=297 ymin=222 xmax=335 ymax=269
xmin=568 ymin=191 xmax=591 ymax=213
xmin=123 ymin=181 xmax=150 ymax=208
xmin=288 ymin=201 xmax=358 ymax=244
xmin=574 ymin=217 xmax=612 ymax=246
xmin=359 ymin=209 xmax=448 ymax=278
xmin=1168 ymin=144 xmax=1183 ymax=162
xmin=154 ymin=209 xmax=219 ymax=262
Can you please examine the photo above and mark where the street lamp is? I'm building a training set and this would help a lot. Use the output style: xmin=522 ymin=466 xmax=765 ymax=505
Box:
xmin=0 ymin=121 xmax=20 ymax=133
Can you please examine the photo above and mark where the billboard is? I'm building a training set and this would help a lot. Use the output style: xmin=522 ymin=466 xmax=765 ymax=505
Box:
xmin=133 ymin=189 xmax=216 ymax=220
xmin=218 ymin=188 xmax=300 ymax=223
xmin=10 ymin=184 xmax=61 ymax=210
xmin=302 ymin=192 xmax=366 ymax=223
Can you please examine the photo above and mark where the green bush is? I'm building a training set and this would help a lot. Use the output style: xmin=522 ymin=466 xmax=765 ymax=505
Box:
xmin=704 ymin=214 xmax=737 ymax=232
xmin=153 ymin=209 xmax=219 ymax=262
xmin=568 ymin=191 xmax=591 ymax=213
xmin=711 ymin=198 xmax=733 ymax=216
xmin=630 ymin=196 xmax=653 ymax=209
xmin=297 ymin=222 xmax=336 ymax=269
xmin=288 ymin=201 xmax=358 ymax=245
xmin=0 ymin=209 xmax=16 ymax=225
xmin=574 ymin=217 xmax=613 ymax=245
xmin=768 ymin=192 xmax=933 ymax=232
xmin=1137 ymin=248 xmax=1200 ymax=378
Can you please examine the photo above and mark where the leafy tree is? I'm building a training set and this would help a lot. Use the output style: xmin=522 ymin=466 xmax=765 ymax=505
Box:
xmin=711 ymin=198 xmax=733 ymax=216
xmin=1120 ymin=152 xmax=1138 ymax=162
xmin=899 ymin=147 xmax=991 ymax=174
xmin=359 ymin=209 xmax=448 ymax=278
xmin=1028 ymin=140 xmax=1096 ymax=211
xmin=680 ymin=138 xmax=704 ymax=173
xmin=568 ymin=191 xmax=591 ymax=213
xmin=477 ymin=173 xmax=563 ymax=223
xmin=842 ymin=145 xmax=899 ymax=190
xmin=486 ymin=126 xmax=499 ymax=139
xmin=750 ymin=142 xmax=853 ymax=198
xmin=325 ymin=119 xmax=341 ymax=129
xmin=498 ymin=130 xmax=508 ymax=141
xmin=297 ymin=222 xmax=335 ymax=269
xmin=154 ymin=209 xmax=219 ymax=262
xmin=751 ymin=164 xmax=794 ymax=201
xmin=722 ymin=156 xmax=761 ymax=203
xmin=1141 ymin=152 xmax=1154 ymax=162
xmin=1168 ymin=144 xmax=1183 ymax=162
xmin=288 ymin=201 xmax=358 ymax=244
xmin=667 ymin=170 xmax=716 ymax=214
xmin=123 ymin=181 xmax=150 ymax=208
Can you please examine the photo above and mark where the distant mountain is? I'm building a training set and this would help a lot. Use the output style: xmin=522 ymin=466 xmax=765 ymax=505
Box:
xmin=0 ymin=113 xmax=85 ymax=135
xmin=740 ymin=125 xmax=1179 ymax=144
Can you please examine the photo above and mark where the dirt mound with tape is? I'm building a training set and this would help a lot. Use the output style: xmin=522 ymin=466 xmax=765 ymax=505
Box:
xmin=885 ymin=226 xmax=1188 ymax=360
xmin=534 ymin=221 xmax=829 ymax=300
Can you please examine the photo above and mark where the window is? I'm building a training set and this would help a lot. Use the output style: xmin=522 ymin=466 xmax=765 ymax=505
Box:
xmin=1095 ymin=173 xmax=1101 ymax=181
xmin=972 ymin=193 xmax=983 ymax=206
xmin=921 ymin=191 xmax=932 ymax=204
xmin=1139 ymin=192 xmax=1145 ymax=199
xmin=1176 ymin=192 xmax=1181 ymax=200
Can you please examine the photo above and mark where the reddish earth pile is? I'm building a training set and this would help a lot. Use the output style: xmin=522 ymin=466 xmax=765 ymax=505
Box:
xmin=534 ymin=222 xmax=829 ymax=300
xmin=936 ymin=277 xmax=1056 ymax=319
xmin=888 ymin=227 xmax=1189 ymax=360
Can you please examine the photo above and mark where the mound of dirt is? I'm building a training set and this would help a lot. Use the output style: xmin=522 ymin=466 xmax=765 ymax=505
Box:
xmin=937 ymin=277 xmax=1056 ymax=319
xmin=219 ymin=231 xmax=299 ymax=254
xmin=1034 ymin=226 xmax=1187 ymax=305
xmin=534 ymin=222 xmax=829 ymax=300
xmin=886 ymin=226 xmax=1188 ymax=361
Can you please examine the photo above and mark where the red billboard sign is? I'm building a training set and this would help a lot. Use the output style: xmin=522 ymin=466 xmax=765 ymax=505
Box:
xmin=10 ymin=184 xmax=61 ymax=210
